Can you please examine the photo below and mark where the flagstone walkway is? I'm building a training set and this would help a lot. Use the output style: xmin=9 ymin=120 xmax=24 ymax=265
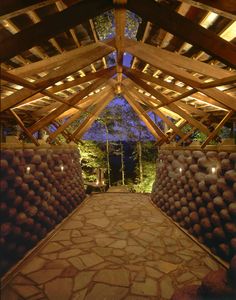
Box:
xmin=1 ymin=193 xmax=223 ymax=300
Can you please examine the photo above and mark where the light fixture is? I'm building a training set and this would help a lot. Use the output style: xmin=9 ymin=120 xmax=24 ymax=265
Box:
xmin=179 ymin=167 xmax=182 ymax=173
xmin=60 ymin=165 xmax=64 ymax=172
xmin=26 ymin=166 xmax=31 ymax=174
xmin=211 ymin=167 xmax=216 ymax=174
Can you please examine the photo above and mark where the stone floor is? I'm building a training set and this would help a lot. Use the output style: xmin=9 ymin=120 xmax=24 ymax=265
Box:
xmin=1 ymin=192 xmax=222 ymax=300
xmin=107 ymin=186 xmax=130 ymax=193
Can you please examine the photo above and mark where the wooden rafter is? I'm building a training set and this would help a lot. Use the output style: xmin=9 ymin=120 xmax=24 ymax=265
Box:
xmin=123 ymin=85 xmax=185 ymax=138
xmin=0 ymin=1 xmax=57 ymax=21
xmin=127 ymin=0 xmax=236 ymax=67
xmin=201 ymin=111 xmax=235 ymax=148
xmin=7 ymin=67 xmax=116 ymax=109
xmin=70 ymin=90 xmax=116 ymax=141
xmin=123 ymin=68 xmax=210 ymax=135
xmin=199 ymin=75 xmax=236 ymax=89
xmin=48 ymin=86 xmax=113 ymax=141
xmin=122 ymin=87 xmax=168 ymax=141
xmin=124 ymin=40 xmax=236 ymax=111
xmin=179 ymin=0 xmax=236 ymax=21
xmin=114 ymin=0 xmax=127 ymax=89
xmin=9 ymin=109 xmax=39 ymax=146
xmin=122 ymin=67 xmax=224 ymax=112
xmin=1 ymin=43 xmax=114 ymax=112
xmin=0 ymin=0 xmax=113 ymax=62
xmin=125 ymin=38 xmax=233 ymax=79
xmin=28 ymin=71 xmax=115 ymax=133
xmin=8 ymin=41 xmax=112 ymax=77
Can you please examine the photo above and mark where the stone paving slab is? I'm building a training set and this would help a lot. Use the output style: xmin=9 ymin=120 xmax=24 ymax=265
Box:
xmin=1 ymin=193 xmax=222 ymax=300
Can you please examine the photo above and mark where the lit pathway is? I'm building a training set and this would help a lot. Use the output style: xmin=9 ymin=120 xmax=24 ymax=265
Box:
xmin=2 ymin=193 xmax=222 ymax=300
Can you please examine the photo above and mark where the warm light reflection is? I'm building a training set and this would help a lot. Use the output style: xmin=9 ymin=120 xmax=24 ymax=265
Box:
xmin=26 ymin=166 xmax=31 ymax=174
xmin=211 ymin=167 xmax=216 ymax=174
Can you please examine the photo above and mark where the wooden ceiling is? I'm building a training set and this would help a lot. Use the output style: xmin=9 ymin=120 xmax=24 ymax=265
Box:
xmin=0 ymin=0 xmax=236 ymax=147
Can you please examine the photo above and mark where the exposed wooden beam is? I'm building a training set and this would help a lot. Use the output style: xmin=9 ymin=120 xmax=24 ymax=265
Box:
xmin=70 ymin=91 xmax=116 ymax=141
xmin=89 ymin=19 xmax=107 ymax=68
xmin=199 ymin=74 xmax=236 ymax=89
xmin=1 ymin=43 xmax=114 ymax=112
xmin=13 ymin=67 xmax=116 ymax=108
xmin=123 ymin=87 xmax=168 ymax=141
xmin=179 ymin=0 xmax=236 ymax=21
xmin=123 ymin=78 xmax=184 ymax=120
xmin=9 ymin=109 xmax=39 ymax=146
xmin=124 ymin=68 xmax=187 ymax=94
xmin=0 ymin=0 xmax=113 ymax=62
xmin=114 ymin=0 xmax=127 ymax=88
xmin=131 ymin=21 xmax=151 ymax=69
xmin=125 ymin=86 xmax=185 ymax=138
xmin=27 ymin=10 xmax=63 ymax=54
xmin=123 ymin=68 xmax=210 ymax=135
xmin=1 ymin=19 xmax=47 ymax=60
xmin=1 ymin=69 xmax=37 ymax=90
xmin=0 ymin=0 xmax=57 ymax=21
xmin=32 ymin=90 xmax=105 ymax=119
xmin=123 ymin=68 xmax=226 ymax=110
xmin=48 ymin=86 xmax=113 ymax=140
xmin=8 ymin=41 xmax=113 ymax=77
xmin=28 ymin=71 xmax=115 ymax=133
xmin=124 ymin=41 xmax=236 ymax=111
xmin=125 ymin=39 xmax=233 ymax=80
xmin=201 ymin=111 xmax=235 ymax=148
xmin=127 ymin=0 xmax=236 ymax=67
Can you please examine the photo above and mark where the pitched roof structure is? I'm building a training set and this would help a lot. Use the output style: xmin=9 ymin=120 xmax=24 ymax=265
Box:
xmin=0 ymin=0 xmax=236 ymax=147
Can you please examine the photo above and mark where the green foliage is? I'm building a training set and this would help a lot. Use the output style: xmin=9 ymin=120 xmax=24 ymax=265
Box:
xmin=78 ymin=141 xmax=106 ymax=182
xmin=125 ymin=11 xmax=142 ymax=39
xmin=219 ymin=126 xmax=232 ymax=139
xmin=94 ymin=11 xmax=114 ymax=40
xmin=130 ymin=141 xmax=156 ymax=193
xmin=132 ymin=161 xmax=156 ymax=193
xmin=94 ymin=10 xmax=141 ymax=41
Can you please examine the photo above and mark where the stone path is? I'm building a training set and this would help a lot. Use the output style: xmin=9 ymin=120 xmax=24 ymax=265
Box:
xmin=107 ymin=186 xmax=130 ymax=193
xmin=1 ymin=193 xmax=222 ymax=300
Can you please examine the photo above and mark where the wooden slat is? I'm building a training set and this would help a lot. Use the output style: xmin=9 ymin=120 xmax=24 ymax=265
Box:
xmin=125 ymin=86 xmax=185 ymax=138
xmin=1 ymin=43 xmax=114 ymax=112
xmin=201 ymin=111 xmax=235 ymax=148
xmin=199 ymin=74 xmax=236 ymax=89
xmin=0 ymin=0 xmax=113 ymax=62
xmin=28 ymin=71 xmax=115 ymax=133
xmin=179 ymin=0 xmax=236 ymax=21
xmin=123 ymin=79 xmax=183 ymax=120
xmin=124 ymin=41 xmax=236 ymax=111
xmin=9 ymin=109 xmax=39 ymax=146
xmin=123 ymin=68 xmax=210 ymax=135
xmin=123 ymin=88 xmax=168 ymax=141
xmin=8 ymin=41 xmax=113 ymax=77
xmin=125 ymin=39 xmax=233 ymax=79
xmin=15 ymin=67 xmax=116 ymax=108
xmin=1 ymin=69 xmax=37 ymax=90
xmin=0 ymin=0 xmax=57 ymax=21
xmin=123 ymin=68 xmax=226 ymax=110
xmin=127 ymin=0 xmax=236 ymax=67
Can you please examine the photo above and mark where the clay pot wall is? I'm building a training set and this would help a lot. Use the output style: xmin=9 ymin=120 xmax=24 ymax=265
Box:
xmin=0 ymin=145 xmax=85 ymax=275
xmin=151 ymin=148 xmax=236 ymax=261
